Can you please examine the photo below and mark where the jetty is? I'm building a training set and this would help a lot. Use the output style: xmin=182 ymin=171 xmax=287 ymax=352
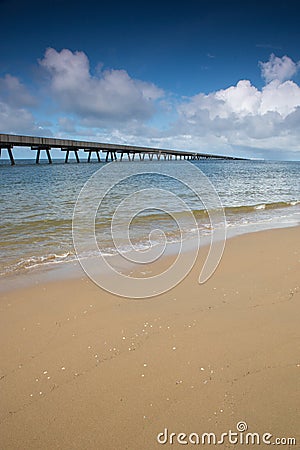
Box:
xmin=0 ymin=134 xmax=246 ymax=165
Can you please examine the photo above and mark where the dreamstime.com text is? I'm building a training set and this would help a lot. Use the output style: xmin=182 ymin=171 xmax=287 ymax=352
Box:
xmin=157 ymin=421 xmax=297 ymax=446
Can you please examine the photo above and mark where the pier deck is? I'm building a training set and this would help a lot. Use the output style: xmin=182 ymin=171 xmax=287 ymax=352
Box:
xmin=0 ymin=134 xmax=247 ymax=165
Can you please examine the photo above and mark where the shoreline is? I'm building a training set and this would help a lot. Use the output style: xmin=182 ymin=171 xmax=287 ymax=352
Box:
xmin=1 ymin=218 xmax=299 ymax=295
xmin=0 ymin=226 xmax=299 ymax=449
xmin=1 ymin=158 xmax=299 ymax=290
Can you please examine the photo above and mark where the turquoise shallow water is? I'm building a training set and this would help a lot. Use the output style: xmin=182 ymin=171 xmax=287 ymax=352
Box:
xmin=0 ymin=158 xmax=299 ymax=277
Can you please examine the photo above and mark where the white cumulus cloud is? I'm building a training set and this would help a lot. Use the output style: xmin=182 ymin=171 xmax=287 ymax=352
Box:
xmin=39 ymin=48 xmax=164 ymax=122
xmin=0 ymin=74 xmax=42 ymax=134
xmin=179 ymin=76 xmax=300 ymax=122
xmin=171 ymin=56 xmax=300 ymax=158
xmin=0 ymin=74 xmax=36 ymax=107
xmin=259 ymin=53 xmax=300 ymax=83
xmin=0 ymin=101 xmax=35 ymax=133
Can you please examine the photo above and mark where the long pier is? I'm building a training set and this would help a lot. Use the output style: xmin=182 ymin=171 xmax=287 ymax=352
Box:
xmin=0 ymin=134 xmax=246 ymax=165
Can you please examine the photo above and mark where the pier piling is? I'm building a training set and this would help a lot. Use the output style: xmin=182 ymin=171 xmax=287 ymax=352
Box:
xmin=32 ymin=146 xmax=52 ymax=164
xmin=62 ymin=148 xmax=80 ymax=163
xmin=0 ymin=146 xmax=16 ymax=165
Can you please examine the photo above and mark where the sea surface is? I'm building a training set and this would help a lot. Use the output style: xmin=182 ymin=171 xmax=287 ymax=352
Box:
xmin=0 ymin=158 xmax=299 ymax=279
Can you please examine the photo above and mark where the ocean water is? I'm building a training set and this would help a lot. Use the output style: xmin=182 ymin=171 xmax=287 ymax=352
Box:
xmin=0 ymin=158 xmax=299 ymax=278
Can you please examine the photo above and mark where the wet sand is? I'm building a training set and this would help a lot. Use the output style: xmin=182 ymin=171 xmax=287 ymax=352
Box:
xmin=0 ymin=227 xmax=299 ymax=449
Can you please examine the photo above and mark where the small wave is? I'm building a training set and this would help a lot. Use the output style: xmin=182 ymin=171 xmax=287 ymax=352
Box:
xmin=224 ymin=200 xmax=300 ymax=215
xmin=127 ymin=200 xmax=300 ymax=222
xmin=1 ymin=252 xmax=74 ymax=276
xmin=18 ymin=252 xmax=73 ymax=269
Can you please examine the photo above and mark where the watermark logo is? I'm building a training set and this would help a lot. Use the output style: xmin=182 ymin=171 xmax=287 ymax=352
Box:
xmin=236 ymin=421 xmax=248 ymax=432
xmin=72 ymin=161 xmax=226 ymax=298
xmin=157 ymin=421 xmax=297 ymax=446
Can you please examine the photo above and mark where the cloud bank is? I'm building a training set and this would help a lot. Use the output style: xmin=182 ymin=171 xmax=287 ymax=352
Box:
xmin=1 ymin=49 xmax=300 ymax=159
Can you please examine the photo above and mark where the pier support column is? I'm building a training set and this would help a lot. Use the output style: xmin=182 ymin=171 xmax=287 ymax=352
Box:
xmin=62 ymin=148 xmax=80 ymax=163
xmin=7 ymin=146 xmax=15 ymax=165
xmin=46 ymin=149 xmax=52 ymax=163
xmin=32 ymin=146 xmax=52 ymax=164
xmin=106 ymin=151 xmax=115 ymax=161
xmin=0 ymin=146 xmax=15 ymax=165
xmin=86 ymin=150 xmax=101 ymax=162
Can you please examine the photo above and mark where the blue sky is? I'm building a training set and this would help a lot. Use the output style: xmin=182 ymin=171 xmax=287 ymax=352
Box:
xmin=1 ymin=0 xmax=300 ymax=160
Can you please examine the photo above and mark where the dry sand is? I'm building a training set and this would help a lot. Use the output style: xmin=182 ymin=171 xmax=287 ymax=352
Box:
xmin=0 ymin=227 xmax=299 ymax=449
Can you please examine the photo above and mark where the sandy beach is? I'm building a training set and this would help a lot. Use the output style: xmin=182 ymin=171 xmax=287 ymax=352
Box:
xmin=0 ymin=226 xmax=299 ymax=449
